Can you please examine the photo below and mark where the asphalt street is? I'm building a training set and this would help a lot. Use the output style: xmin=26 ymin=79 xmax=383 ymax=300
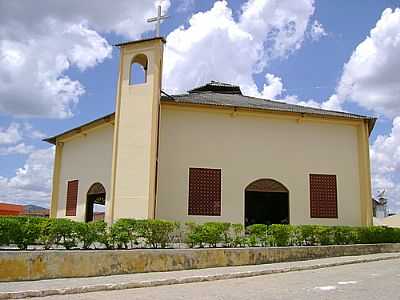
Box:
xmin=31 ymin=258 xmax=400 ymax=300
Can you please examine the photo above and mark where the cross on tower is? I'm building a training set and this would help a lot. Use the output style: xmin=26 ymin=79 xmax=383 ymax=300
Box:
xmin=147 ymin=5 xmax=169 ymax=37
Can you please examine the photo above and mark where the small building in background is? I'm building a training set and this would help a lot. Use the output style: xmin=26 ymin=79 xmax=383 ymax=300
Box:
xmin=0 ymin=202 xmax=49 ymax=217
xmin=372 ymin=191 xmax=388 ymax=219
xmin=0 ymin=203 xmax=24 ymax=216
xmin=23 ymin=205 xmax=50 ymax=218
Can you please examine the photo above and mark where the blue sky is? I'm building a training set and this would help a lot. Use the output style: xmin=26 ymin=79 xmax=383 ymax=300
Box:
xmin=0 ymin=0 xmax=399 ymax=212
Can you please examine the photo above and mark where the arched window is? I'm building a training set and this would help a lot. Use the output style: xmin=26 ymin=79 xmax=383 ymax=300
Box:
xmin=130 ymin=54 xmax=148 ymax=85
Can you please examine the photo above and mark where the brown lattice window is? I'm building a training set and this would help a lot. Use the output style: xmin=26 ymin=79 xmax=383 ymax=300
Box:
xmin=188 ymin=168 xmax=221 ymax=216
xmin=310 ymin=174 xmax=337 ymax=218
xmin=66 ymin=180 xmax=79 ymax=216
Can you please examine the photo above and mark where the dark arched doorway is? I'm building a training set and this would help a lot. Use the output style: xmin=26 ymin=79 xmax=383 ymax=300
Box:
xmin=245 ymin=179 xmax=289 ymax=226
xmin=85 ymin=182 xmax=106 ymax=222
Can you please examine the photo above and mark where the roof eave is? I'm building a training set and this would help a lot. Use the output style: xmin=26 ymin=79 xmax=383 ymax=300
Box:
xmin=367 ymin=117 xmax=378 ymax=136
xmin=43 ymin=113 xmax=115 ymax=145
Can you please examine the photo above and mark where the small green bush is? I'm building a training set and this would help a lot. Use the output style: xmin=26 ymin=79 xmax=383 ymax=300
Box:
xmin=183 ymin=222 xmax=199 ymax=248
xmin=140 ymin=219 xmax=178 ymax=248
xmin=332 ymin=226 xmax=357 ymax=245
xmin=297 ymin=225 xmax=318 ymax=246
xmin=357 ymin=226 xmax=400 ymax=244
xmin=268 ymin=224 xmax=293 ymax=247
xmin=185 ymin=222 xmax=229 ymax=248
xmin=50 ymin=219 xmax=80 ymax=249
xmin=76 ymin=220 xmax=108 ymax=249
xmin=246 ymin=224 xmax=269 ymax=246
xmin=201 ymin=222 xmax=228 ymax=247
xmin=0 ymin=217 xmax=16 ymax=246
xmin=110 ymin=219 xmax=142 ymax=249
xmin=230 ymin=224 xmax=246 ymax=247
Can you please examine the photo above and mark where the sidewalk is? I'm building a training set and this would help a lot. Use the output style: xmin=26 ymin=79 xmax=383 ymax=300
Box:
xmin=1 ymin=252 xmax=400 ymax=299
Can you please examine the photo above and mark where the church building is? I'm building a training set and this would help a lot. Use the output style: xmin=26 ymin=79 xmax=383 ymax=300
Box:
xmin=45 ymin=37 xmax=376 ymax=226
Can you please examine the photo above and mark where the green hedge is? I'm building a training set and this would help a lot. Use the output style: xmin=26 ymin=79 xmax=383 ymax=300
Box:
xmin=1 ymin=216 xmax=400 ymax=250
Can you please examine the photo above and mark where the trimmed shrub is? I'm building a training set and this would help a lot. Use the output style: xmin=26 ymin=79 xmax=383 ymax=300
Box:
xmin=15 ymin=217 xmax=44 ymax=250
xmin=268 ymin=224 xmax=293 ymax=247
xmin=201 ymin=222 xmax=228 ymax=247
xmin=0 ymin=217 xmax=16 ymax=246
xmin=357 ymin=226 xmax=400 ymax=244
xmin=230 ymin=223 xmax=246 ymax=247
xmin=220 ymin=222 xmax=232 ymax=247
xmin=140 ymin=219 xmax=178 ymax=248
xmin=94 ymin=221 xmax=114 ymax=249
xmin=38 ymin=218 xmax=59 ymax=249
xmin=183 ymin=222 xmax=200 ymax=248
xmin=332 ymin=226 xmax=358 ymax=245
xmin=76 ymin=220 xmax=109 ymax=249
xmin=246 ymin=224 xmax=269 ymax=247
xmin=314 ymin=226 xmax=334 ymax=245
xmin=297 ymin=225 xmax=318 ymax=246
xmin=50 ymin=219 xmax=80 ymax=249
xmin=185 ymin=222 xmax=229 ymax=248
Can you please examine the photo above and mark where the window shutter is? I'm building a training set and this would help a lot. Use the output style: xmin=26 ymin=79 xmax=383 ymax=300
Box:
xmin=66 ymin=180 xmax=79 ymax=216
xmin=188 ymin=168 xmax=221 ymax=216
xmin=310 ymin=174 xmax=337 ymax=218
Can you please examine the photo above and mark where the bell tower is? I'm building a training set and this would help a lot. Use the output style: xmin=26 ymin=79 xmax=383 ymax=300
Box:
xmin=108 ymin=37 xmax=165 ymax=222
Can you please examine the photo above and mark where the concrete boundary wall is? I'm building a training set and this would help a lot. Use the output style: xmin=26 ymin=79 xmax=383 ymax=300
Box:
xmin=1 ymin=244 xmax=400 ymax=282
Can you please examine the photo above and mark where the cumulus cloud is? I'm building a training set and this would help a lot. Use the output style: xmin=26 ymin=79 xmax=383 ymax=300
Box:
xmin=0 ymin=147 xmax=54 ymax=206
xmin=0 ymin=122 xmax=44 ymax=145
xmin=0 ymin=143 xmax=35 ymax=156
xmin=0 ymin=0 xmax=170 ymax=118
xmin=0 ymin=122 xmax=48 ymax=156
xmin=163 ymin=0 xmax=315 ymax=95
xmin=327 ymin=8 xmax=400 ymax=117
xmin=370 ymin=117 xmax=400 ymax=212
xmin=309 ymin=20 xmax=327 ymax=41
xmin=257 ymin=73 xmax=321 ymax=108
xmin=0 ymin=123 xmax=23 ymax=145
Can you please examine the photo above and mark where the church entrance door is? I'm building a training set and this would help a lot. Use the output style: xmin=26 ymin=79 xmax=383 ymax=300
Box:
xmin=245 ymin=179 xmax=289 ymax=226
xmin=85 ymin=183 xmax=106 ymax=222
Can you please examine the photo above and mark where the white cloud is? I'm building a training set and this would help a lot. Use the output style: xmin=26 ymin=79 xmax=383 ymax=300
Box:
xmin=370 ymin=117 xmax=400 ymax=212
xmin=0 ymin=122 xmax=45 ymax=145
xmin=0 ymin=123 xmax=23 ymax=145
xmin=257 ymin=73 xmax=321 ymax=108
xmin=309 ymin=20 xmax=327 ymax=41
xmin=329 ymin=8 xmax=400 ymax=118
xmin=0 ymin=143 xmax=35 ymax=156
xmin=0 ymin=0 xmax=170 ymax=118
xmin=177 ymin=0 xmax=195 ymax=12
xmin=163 ymin=0 xmax=315 ymax=95
xmin=0 ymin=147 xmax=54 ymax=206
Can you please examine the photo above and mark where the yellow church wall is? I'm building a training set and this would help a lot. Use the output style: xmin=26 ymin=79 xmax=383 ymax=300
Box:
xmin=156 ymin=104 xmax=367 ymax=226
xmin=55 ymin=124 xmax=114 ymax=220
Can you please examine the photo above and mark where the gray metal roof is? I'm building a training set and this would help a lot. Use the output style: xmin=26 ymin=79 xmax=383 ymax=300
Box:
xmin=44 ymin=81 xmax=376 ymax=144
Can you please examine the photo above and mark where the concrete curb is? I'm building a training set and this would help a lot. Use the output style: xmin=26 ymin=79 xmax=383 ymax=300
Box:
xmin=2 ymin=253 xmax=400 ymax=299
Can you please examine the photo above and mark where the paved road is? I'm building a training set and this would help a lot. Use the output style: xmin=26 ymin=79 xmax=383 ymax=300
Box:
xmin=33 ymin=259 xmax=400 ymax=300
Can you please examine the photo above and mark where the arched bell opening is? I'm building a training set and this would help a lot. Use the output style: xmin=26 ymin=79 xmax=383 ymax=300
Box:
xmin=129 ymin=53 xmax=148 ymax=85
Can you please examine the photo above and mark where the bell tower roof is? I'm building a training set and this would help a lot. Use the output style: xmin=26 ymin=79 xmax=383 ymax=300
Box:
xmin=114 ymin=37 xmax=166 ymax=47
